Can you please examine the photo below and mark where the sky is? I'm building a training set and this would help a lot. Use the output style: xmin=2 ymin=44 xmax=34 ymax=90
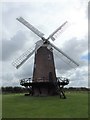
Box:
xmin=1 ymin=0 xmax=89 ymax=87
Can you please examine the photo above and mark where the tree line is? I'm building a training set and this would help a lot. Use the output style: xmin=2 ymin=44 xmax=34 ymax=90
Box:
xmin=0 ymin=86 xmax=89 ymax=94
xmin=0 ymin=86 xmax=28 ymax=93
xmin=64 ymin=87 xmax=89 ymax=91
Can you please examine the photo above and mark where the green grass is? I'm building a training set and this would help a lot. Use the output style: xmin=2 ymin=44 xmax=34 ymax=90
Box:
xmin=0 ymin=94 xmax=2 ymax=119
xmin=2 ymin=92 xmax=88 ymax=118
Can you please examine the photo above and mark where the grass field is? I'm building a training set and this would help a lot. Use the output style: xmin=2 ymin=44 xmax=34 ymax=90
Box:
xmin=2 ymin=91 xmax=88 ymax=118
xmin=0 ymin=94 xmax=2 ymax=119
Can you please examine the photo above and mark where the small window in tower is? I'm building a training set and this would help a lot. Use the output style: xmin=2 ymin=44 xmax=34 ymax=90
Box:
xmin=34 ymin=64 xmax=36 ymax=68
xmin=48 ymin=54 xmax=52 ymax=60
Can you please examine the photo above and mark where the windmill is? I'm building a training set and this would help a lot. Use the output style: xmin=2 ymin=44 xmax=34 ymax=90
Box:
xmin=12 ymin=17 xmax=79 ymax=96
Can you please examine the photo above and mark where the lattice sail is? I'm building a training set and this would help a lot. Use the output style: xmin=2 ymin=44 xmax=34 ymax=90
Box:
xmin=12 ymin=41 xmax=43 ymax=69
xmin=12 ymin=47 xmax=35 ymax=69
xmin=47 ymin=21 xmax=68 ymax=41
xmin=49 ymin=42 xmax=79 ymax=67
xmin=17 ymin=17 xmax=44 ymax=38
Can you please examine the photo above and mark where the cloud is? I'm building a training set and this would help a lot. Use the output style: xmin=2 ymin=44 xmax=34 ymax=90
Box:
xmin=2 ymin=74 xmax=20 ymax=87
xmin=62 ymin=38 xmax=88 ymax=60
xmin=54 ymin=37 xmax=88 ymax=72
xmin=14 ymin=57 xmax=34 ymax=79
xmin=2 ymin=31 xmax=27 ymax=61
xmin=2 ymin=56 xmax=34 ymax=86
xmin=68 ymin=66 xmax=88 ymax=87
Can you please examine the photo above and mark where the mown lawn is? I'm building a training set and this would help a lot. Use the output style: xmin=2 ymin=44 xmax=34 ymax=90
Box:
xmin=0 ymin=94 xmax=2 ymax=119
xmin=2 ymin=91 xmax=88 ymax=118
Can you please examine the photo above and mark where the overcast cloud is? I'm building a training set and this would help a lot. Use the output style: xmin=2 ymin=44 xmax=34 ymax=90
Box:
xmin=1 ymin=0 xmax=89 ymax=87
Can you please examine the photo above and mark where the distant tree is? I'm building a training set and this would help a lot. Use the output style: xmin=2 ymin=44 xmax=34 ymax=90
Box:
xmin=1 ymin=86 xmax=28 ymax=93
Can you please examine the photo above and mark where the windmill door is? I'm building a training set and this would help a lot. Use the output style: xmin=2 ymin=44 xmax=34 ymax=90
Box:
xmin=49 ymin=72 xmax=53 ymax=82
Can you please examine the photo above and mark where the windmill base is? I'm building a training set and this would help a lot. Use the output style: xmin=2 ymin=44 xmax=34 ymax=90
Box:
xmin=20 ymin=77 xmax=69 ymax=97
xmin=20 ymin=81 xmax=58 ymax=96
xmin=32 ymin=85 xmax=57 ymax=96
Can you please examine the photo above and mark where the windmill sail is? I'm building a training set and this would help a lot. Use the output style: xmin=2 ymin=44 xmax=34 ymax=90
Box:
xmin=17 ymin=17 xmax=44 ymax=38
xmin=49 ymin=42 xmax=79 ymax=67
xmin=12 ymin=47 xmax=35 ymax=69
xmin=12 ymin=41 xmax=43 ymax=69
xmin=47 ymin=21 xmax=68 ymax=41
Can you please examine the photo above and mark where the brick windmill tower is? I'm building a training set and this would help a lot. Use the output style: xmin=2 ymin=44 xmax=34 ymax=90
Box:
xmin=12 ymin=17 xmax=79 ymax=96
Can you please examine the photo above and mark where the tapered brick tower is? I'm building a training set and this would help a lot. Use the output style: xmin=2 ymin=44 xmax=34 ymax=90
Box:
xmin=32 ymin=43 xmax=57 ymax=96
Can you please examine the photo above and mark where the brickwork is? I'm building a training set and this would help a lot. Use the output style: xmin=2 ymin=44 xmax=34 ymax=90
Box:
xmin=33 ymin=46 xmax=57 ymax=82
xmin=32 ymin=45 xmax=57 ymax=96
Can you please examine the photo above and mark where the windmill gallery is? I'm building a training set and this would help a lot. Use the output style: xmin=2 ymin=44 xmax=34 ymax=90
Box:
xmin=12 ymin=17 xmax=79 ymax=98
